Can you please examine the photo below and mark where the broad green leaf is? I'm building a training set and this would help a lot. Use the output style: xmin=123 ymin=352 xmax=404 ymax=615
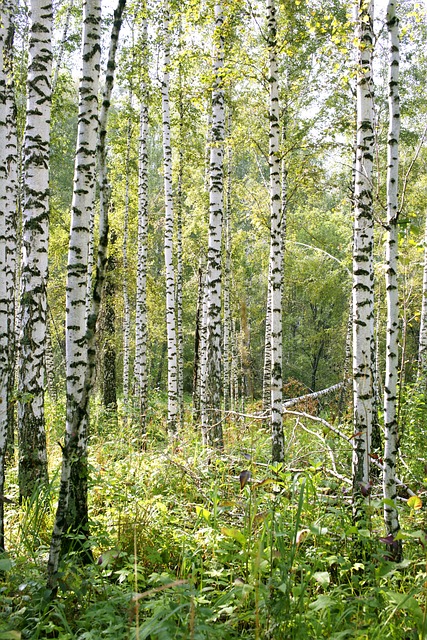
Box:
xmin=309 ymin=595 xmax=336 ymax=611
xmin=0 ymin=558 xmax=12 ymax=572
xmin=195 ymin=506 xmax=211 ymax=521
xmin=385 ymin=591 xmax=423 ymax=623
xmin=221 ymin=528 xmax=246 ymax=546
xmin=0 ymin=633 xmax=21 ymax=640
xmin=313 ymin=571 xmax=330 ymax=587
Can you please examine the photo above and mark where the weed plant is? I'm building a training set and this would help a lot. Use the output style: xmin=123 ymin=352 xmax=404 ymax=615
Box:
xmin=1 ymin=393 xmax=427 ymax=638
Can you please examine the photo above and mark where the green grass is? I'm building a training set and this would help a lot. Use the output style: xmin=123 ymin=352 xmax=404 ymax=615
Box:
xmin=1 ymin=394 xmax=427 ymax=639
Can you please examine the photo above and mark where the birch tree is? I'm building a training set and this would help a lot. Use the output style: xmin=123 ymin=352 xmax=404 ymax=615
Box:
xmin=0 ymin=0 xmax=17 ymax=550
xmin=267 ymin=0 xmax=284 ymax=463
xmin=135 ymin=13 xmax=149 ymax=436
xmin=201 ymin=0 xmax=225 ymax=448
xmin=352 ymin=0 xmax=375 ymax=504
xmin=48 ymin=0 xmax=127 ymax=588
xmin=48 ymin=0 xmax=102 ymax=585
xmin=122 ymin=94 xmax=132 ymax=423
xmin=177 ymin=71 xmax=184 ymax=429
xmin=161 ymin=0 xmax=179 ymax=436
xmin=223 ymin=108 xmax=232 ymax=412
xmin=383 ymin=0 xmax=402 ymax=561
xmin=17 ymin=0 xmax=53 ymax=499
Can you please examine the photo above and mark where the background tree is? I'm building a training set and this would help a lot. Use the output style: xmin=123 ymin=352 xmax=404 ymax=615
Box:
xmin=352 ymin=0 xmax=375 ymax=509
xmin=201 ymin=0 xmax=226 ymax=448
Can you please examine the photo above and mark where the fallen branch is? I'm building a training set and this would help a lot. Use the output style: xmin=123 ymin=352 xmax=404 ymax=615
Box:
xmin=284 ymin=408 xmax=416 ymax=498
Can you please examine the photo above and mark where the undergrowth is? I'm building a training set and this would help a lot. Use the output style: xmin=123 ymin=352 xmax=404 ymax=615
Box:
xmin=1 ymin=393 xmax=427 ymax=639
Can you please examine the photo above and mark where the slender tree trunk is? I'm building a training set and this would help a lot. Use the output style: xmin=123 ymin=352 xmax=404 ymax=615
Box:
xmin=223 ymin=108 xmax=232 ymax=412
xmin=177 ymin=48 xmax=184 ymax=428
xmin=240 ymin=298 xmax=254 ymax=400
xmin=122 ymin=89 xmax=132 ymax=425
xmin=161 ymin=0 xmax=179 ymax=436
xmin=52 ymin=0 xmax=75 ymax=91
xmin=18 ymin=0 xmax=53 ymax=500
xmin=193 ymin=261 xmax=204 ymax=424
xmin=267 ymin=0 xmax=284 ymax=463
xmin=135 ymin=14 xmax=149 ymax=437
xmin=263 ymin=263 xmax=272 ymax=412
xmin=102 ymin=231 xmax=117 ymax=412
xmin=201 ymin=0 xmax=225 ymax=448
xmin=352 ymin=0 xmax=375 ymax=508
xmin=383 ymin=0 xmax=402 ymax=561
xmin=0 ymin=0 xmax=17 ymax=551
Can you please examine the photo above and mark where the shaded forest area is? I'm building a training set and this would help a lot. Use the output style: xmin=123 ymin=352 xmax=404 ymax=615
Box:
xmin=1 ymin=0 xmax=427 ymax=637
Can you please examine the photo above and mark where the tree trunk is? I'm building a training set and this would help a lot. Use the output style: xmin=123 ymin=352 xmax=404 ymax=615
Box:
xmin=48 ymin=0 xmax=101 ymax=584
xmin=18 ymin=0 xmax=53 ymax=500
xmin=201 ymin=0 xmax=225 ymax=448
xmin=102 ymin=231 xmax=117 ymax=413
xmin=263 ymin=263 xmax=272 ymax=412
xmin=193 ymin=262 xmax=204 ymax=424
xmin=122 ymin=89 xmax=132 ymax=426
xmin=135 ymin=15 xmax=149 ymax=437
xmin=352 ymin=0 xmax=375 ymax=510
xmin=267 ymin=0 xmax=284 ymax=463
xmin=162 ymin=0 xmax=179 ymax=436
xmin=48 ymin=0 xmax=126 ymax=588
xmin=0 ymin=0 xmax=17 ymax=551
xmin=383 ymin=0 xmax=402 ymax=561
xmin=177 ymin=90 xmax=184 ymax=429
xmin=223 ymin=107 xmax=232 ymax=413
xmin=52 ymin=0 xmax=74 ymax=91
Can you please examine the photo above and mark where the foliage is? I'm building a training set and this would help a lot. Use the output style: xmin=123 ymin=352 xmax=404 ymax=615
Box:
xmin=2 ymin=398 xmax=427 ymax=638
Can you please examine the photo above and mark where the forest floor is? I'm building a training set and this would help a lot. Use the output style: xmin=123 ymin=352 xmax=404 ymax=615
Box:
xmin=1 ymin=392 xmax=427 ymax=639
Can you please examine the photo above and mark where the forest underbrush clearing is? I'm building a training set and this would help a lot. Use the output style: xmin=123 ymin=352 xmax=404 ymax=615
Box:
xmin=1 ymin=395 xmax=427 ymax=639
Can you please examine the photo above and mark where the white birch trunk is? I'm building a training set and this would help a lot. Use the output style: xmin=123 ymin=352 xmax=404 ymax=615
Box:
xmin=18 ymin=0 xmax=52 ymax=499
xmin=383 ymin=0 xmax=402 ymax=560
xmin=177 ymin=53 xmax=184 ymax=428
xmin=267 ymin=0 xmax=284 ymax=463
xmin=122 ymin=91 xmax=132 ymax=424
xmin=223 ymin=108 xmax=232 ymax=412
xmin=201 ymin=0 xmax=225 ymax=448
xmin=162 ymin=0 xmax=179 ymax=435
xmin=48 ymin=0 xmax=126 ymax=589
xmin=192 ymin=261 xmax=204 ymax=424
xmin=5 ymin=7 xmax=18 ymax=459
xmin=135 ymin=14 xmax=149 ymax=437
xmin=48 ymin=0 xmax=102 ymax=587
xmin=263 ymin=262 xmax=272 ymax=412
xmin=352 ymin=0 xmax=375 ymax=500
xmin=52 ymin=0 xmax=75 ymax=91
xmin=0 ymin=0 xmax=17 ymax=550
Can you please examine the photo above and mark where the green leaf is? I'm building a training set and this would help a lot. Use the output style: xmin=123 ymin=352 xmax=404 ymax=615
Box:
xmin=313 ymin=571 xmax=330 ymax=587
xmin=221 ymin=528 xmax=246 ymax=546
xmin=383 ymin=498 xmax=397 ymax=508
xmin=309 ymin=595 xmax=336 ymax=611
xmin=195 ymin=506 xmax=211 ymax=521
xmin=0 ymin=558 xmax=12 ymax=572
xmin=385 ymin=591 xmax=423 ymax=623
xmin=0 ymin=633 xmax=21 ymax=640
